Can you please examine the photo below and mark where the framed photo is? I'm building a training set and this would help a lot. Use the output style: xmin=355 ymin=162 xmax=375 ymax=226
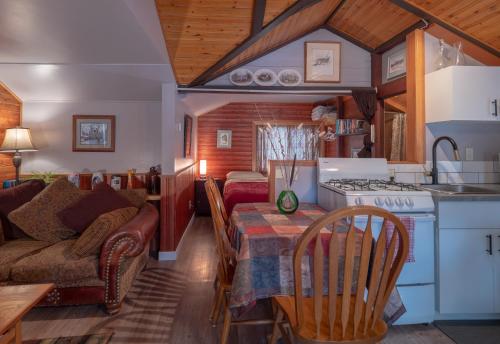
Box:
xmin=72 ymin=115 xmax=115 ymax=152
xmin=305 ymin=41 xmax=341 ymax=83
xmin=184 ymin=114 xmax=193 ymax=158
xmin=217 ymin=130 xmax=232 ymax=149
xmin=386 ymin=50 xmax=406 ymax=80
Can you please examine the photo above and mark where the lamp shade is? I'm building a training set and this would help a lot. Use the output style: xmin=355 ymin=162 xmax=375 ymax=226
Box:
xmin=199 ymin=159 xmax=207 ymax=176
xmin=0 ymin=127 xmax=37 ymax=152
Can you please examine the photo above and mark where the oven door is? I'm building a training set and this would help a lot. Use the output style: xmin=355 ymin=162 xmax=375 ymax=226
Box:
xmin=354 ymin=213 xmax=435 ymax=285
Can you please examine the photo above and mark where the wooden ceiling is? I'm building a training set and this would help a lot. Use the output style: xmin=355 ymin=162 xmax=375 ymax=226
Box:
xmin=155 ymin=0 xmax=500 ymax=86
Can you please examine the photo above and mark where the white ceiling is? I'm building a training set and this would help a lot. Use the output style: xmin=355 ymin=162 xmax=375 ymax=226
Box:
xmin=0 ymin=0 xmax=173 ymax=101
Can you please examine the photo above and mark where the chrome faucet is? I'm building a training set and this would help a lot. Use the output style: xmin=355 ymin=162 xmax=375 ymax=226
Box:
xmin=431 ymin=136 xmax=461 ymax=184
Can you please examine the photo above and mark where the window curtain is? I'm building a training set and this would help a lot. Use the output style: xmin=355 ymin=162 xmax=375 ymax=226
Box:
xmin=352 ymin=90 xmax=377 ymax=158
xmin=390 ymin=113 xmax=407 ymax=161
xmin=256 ymin=124 xmax=319 ymax=174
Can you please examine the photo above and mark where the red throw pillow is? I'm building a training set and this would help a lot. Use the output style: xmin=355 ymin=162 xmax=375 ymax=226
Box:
xmin=0 ymin=179 xmax=46 ymax=240
xmin=58 ymin=182 xmax=134 ymax=233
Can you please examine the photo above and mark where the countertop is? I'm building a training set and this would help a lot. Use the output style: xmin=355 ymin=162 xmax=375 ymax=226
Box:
xmin=425 ymin=184 xmax=500 ymax=201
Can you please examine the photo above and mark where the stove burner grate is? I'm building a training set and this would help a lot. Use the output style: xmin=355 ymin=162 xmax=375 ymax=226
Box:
xmin=326 ymin=179 xmax=419 ymax=192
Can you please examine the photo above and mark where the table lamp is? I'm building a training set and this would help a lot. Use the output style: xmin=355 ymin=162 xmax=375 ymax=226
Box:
xmin=0 ymin=127 xmax=37 ymax=185
xmin=199 ymin=159 xmax=207 ymax=179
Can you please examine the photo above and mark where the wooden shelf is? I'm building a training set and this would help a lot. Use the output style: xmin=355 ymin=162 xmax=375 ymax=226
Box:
xmin=146 ymin=194 xmax=161 ymax=201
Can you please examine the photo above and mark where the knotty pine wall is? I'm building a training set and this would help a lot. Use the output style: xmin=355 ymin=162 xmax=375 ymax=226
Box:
xmin=0 ymin=84 xmax=21 ymax=186
xmin=197 ymin=103 xmax=314 ymax=179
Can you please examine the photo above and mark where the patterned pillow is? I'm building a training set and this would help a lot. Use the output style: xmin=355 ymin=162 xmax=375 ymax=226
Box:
xmin=8 ymin=178 xmax=83 ymax=243
xmin=117 ymin=189 xmax=148 ymax=208
xmin=71 ymin=207 xmax=138 ymax=258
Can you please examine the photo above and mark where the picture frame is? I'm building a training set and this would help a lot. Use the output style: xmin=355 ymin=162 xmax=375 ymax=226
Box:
xmin=72 ymin=115 xmax=115 ymax=152
xmin=184 ymin=114 xmax=193 ymax=158
xmin=217 ymin=130 xmax=232 ymax=149
xmin=305 ymin=41 xmax=341 ymax=83
xmin=386 ymin=50 xmax=406 ymax=80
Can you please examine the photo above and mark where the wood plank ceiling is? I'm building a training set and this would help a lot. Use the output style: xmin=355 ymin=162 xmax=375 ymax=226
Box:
xmin=155 ymin=0 xmax=500 ymax=86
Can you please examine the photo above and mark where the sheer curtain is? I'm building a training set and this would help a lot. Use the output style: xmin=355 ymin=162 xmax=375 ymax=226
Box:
xmin=256 ymin=124 xmax=319 ymax=173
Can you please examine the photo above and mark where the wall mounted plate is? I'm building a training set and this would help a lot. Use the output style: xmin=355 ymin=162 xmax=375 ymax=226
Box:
xmin=253 ymin=69 xmax=277 ymax=86
xmin=229 ymin=68 xmax=254 ymax=86
xmin=278 ymin=69 xmax=302 ymax=86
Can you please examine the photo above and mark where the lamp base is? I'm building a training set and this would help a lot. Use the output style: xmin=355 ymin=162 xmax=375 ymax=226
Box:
xmin=13 ymin=152 xmax=21 ymax=185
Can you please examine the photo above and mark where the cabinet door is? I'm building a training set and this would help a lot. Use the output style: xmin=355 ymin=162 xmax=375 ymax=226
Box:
xmin=493 ymin=229 xmax=500 ymax=312
xmin=439 ymin=228 xmax=494 ymax=314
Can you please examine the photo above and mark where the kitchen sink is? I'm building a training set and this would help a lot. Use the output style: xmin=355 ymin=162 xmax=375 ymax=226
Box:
xmin=420 ymin=184 xmax=499 ymax=194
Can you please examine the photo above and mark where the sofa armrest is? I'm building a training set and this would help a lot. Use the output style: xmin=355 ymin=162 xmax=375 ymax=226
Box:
xmin=99 ymin=202 xmax=159 ymax=280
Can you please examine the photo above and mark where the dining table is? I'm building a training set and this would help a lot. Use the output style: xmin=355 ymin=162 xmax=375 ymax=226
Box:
xmin=228 ymin=202 xmax=406 ymax=324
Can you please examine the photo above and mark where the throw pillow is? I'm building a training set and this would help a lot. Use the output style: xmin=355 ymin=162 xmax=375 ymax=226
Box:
xmin=118 ymin=188 xmax=148 ymax=208
xmin=57 ymin=182 xmax=133 ymax=233
xmin=71 ymin=207 xmax=139 ymax=257
xmin=8 ymin=178 xmax=82 ymax=243
xmin=0 ymin=179 xmax=45 ymax=240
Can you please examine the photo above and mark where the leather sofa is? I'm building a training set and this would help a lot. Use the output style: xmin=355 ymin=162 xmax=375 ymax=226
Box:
xmin=0 ymin=181 xmax=159 ymax=314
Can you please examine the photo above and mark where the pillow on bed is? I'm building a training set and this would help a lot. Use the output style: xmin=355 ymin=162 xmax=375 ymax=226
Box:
xmin=226 ymin=171 xmax=265 ymax=180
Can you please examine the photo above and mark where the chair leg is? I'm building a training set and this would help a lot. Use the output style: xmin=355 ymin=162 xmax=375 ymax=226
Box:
xmin=269 ymin=306 xmax=284 ymax=344
xmin=211 ymin=284 xmax=225 ymax=326
xmin=209 ymin=282 xmax=219 ymax=322
xmin=220 ymin=297 xmax=232 ymax=344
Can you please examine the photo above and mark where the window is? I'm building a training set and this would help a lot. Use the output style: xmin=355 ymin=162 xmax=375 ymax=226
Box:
xmin=256 ymin=123 xmax=319 ymax=173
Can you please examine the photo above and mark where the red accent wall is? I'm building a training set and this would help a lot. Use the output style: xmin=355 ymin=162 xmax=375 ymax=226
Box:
xmin=197 ymin=103 xmax=314 ymax=179
xmin=0 ymin=85 xmax=21 ymax=186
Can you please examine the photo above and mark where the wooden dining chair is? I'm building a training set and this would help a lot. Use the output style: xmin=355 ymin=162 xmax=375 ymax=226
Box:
xmin=269 ymin=206 xmax=409 ymax=344
xmin=205 ymin=176 xmax=273 ymax=344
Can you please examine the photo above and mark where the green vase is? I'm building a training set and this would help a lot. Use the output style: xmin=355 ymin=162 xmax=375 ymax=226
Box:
xmin=277 ymin=190 xmax=299 ymax=214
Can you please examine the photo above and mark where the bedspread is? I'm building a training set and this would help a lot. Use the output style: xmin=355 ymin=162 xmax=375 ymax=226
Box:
xmin=223 ymin=179 xmax=269 ymax=215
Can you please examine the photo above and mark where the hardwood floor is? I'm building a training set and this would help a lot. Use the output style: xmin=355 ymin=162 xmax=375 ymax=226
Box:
xmin=22 ymin=216 xmax=453 ymax=344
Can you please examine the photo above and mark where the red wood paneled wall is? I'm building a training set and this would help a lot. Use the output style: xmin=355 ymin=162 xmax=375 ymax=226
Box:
xmin=197 ymin=102 xmax=314 ymax=178
xmin=0 ymin=84 xmax=21 ymax=186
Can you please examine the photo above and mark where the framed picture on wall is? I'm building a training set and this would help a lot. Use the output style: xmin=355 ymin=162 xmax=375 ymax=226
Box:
xmin=72 ymin=115 xmax=115 ymax=152
xmin=217 ymin=130 xmax=232 ymax=149
xmin=184 ymin=114 xmax=193 ymax=158
xmin=386 ymin=50 xmax=406 ymax=80
xmin=305 ymin=41 xmax=341 ymax=83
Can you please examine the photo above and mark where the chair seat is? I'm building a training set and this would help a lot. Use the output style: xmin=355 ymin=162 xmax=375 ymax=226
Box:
xmin=274 ymin=295 xmax=388 ymax=344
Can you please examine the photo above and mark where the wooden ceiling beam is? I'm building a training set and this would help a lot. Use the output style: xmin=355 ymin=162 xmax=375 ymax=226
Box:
xmin=391 ymin=0 xmax=500 ymax=58
xmin=322 ymin=0 xmax=346 ymax=26
xmin=322 ymin=25 xmax=374 ymax=52
xmin=374 ymin=20 xmax=427 ymax=54
xmin=188 ymin=0 xmax=324 ymax=87
xmin=251 ymin=0 xmax=267 ymax=35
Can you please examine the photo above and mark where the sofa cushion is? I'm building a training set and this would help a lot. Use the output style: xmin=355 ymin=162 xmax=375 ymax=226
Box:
xmin=0 ymin=239 xmax=52 ymax=281
xmin=118 ymin=189 xmax=148 ymax=208
xmin=0 ymin=179 xmax=45 ymax=240
xmin=72 ymin=207 xmax=139 ymax=258
xmin=8 ymin=178 xmax=82 ymax=243
xmin=10 ymin=240 xmax=99 ymax=285
xmin=58 ymin=183 xmax=133 ymax=233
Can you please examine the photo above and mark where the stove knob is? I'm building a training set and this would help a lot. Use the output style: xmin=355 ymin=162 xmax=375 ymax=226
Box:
xmin=355 ymin=197 xmax=364 ymax=206
xmin=395 ymin=197 xmax=404 ymax=207
xmin=405 ymin=198 xmax=414 ymax=208
xmin=375 ymin=197 xmax=384 ymax=207
xmin=385 ymin=197 xmax=394 ymax=207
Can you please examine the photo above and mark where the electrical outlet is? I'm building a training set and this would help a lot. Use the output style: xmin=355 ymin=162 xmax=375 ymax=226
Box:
xmin=465 ymin=147 xmax=474 ymax=161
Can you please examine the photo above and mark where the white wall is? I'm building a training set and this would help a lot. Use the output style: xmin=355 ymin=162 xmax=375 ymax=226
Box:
xmin=208 ymin=28 xmax=371 ymax=87
xmin=21 ymin=101 xmax=161 ymax=174
xmin=174 ymin=98 xmax=197 ymax=172
xmin=423 ymin=33 xmax=500 ymax=161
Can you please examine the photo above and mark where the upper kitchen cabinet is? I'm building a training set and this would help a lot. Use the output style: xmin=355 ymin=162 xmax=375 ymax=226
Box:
xmin=425 ymin=66 xmax=500 ymax=123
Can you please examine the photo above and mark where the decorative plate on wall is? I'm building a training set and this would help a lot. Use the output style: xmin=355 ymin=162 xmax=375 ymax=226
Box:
xmin=229 ymin=69 xmax=254 ymax=86
xmin=253 ymin=69 xmax=277 ymax=86
xmin=277 ymin=69 xmax=302 ymax=86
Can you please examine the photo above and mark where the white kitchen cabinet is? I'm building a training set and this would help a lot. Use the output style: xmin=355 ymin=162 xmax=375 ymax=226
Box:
xmin=437 ymin=200 xmax=500 ymax=318
xmin=439 ymin=228 xmax=496 ymax=314
xmin=425 ymin=66 xmax=500 ymax=123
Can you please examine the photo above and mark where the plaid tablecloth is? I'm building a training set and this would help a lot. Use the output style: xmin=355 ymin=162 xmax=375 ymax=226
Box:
xmin=228 ymin=202 xmax=406 ymax=324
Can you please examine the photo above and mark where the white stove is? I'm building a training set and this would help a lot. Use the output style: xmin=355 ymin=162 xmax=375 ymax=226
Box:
xmin=318 ymin=158 xmax=434 ymax=213
xmin=317 ymin=158 xmax=436 ymax=325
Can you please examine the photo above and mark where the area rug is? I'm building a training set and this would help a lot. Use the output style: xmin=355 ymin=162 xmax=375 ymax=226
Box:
xmin=435 ymin=320 xmax=500 ymax=344
xmin=23 ymin=333 xmax=113 ymax=344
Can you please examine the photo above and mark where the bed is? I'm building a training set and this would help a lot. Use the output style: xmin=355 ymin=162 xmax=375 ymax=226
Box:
xmin=223 ymin=171 xmax=269 ymax=215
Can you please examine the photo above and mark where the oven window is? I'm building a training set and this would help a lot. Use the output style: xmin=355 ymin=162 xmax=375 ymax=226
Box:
xmin=256 ymin=124 xmax=319 ymax=173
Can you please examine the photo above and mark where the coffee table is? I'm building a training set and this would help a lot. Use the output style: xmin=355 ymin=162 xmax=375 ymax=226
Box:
xmin=0 ymin=284 xmax=54 ymax=344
